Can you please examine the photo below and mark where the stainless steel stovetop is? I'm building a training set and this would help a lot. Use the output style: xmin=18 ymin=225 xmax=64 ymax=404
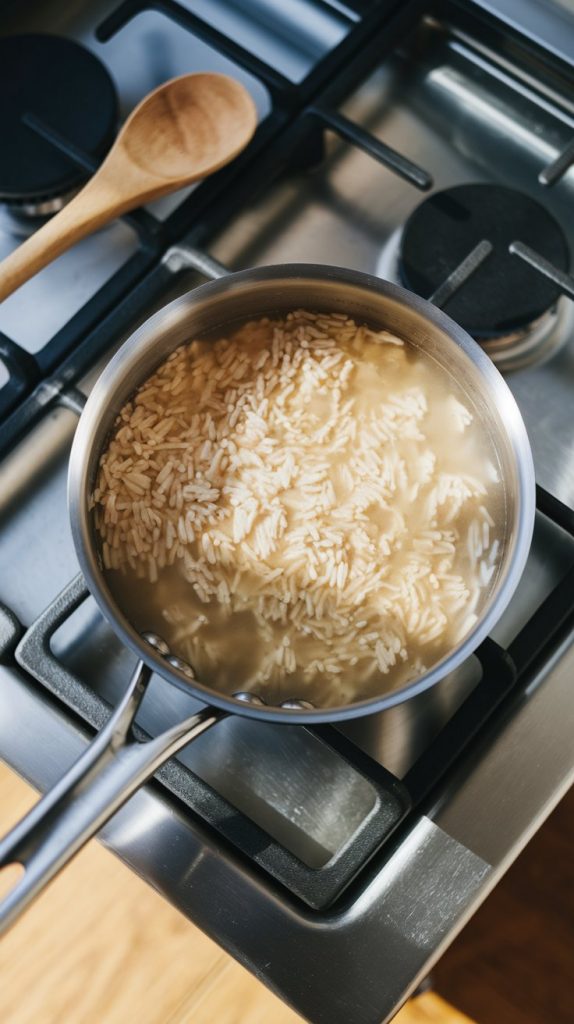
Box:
xmin=1 ymin=3 xmax=574 ymax=1022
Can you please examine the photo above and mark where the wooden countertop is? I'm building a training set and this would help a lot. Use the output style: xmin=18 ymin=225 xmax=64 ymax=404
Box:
xmin=0 ymin=762 xmax=474 ymax=1024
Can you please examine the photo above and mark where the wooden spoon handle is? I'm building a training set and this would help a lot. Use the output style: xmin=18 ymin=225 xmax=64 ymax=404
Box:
xmin=0 ymin=174 xmax=127 ymax=303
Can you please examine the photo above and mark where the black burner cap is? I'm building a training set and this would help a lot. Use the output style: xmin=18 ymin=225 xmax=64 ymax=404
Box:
xmin=0 ymin=34 xmax=118 ymax=202
xmin=400 ymin=184 xmax=570 ymax=337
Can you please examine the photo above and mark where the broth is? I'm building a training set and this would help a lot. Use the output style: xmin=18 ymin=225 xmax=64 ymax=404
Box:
xmin=93 ymin=311 xmax=504 ymax=707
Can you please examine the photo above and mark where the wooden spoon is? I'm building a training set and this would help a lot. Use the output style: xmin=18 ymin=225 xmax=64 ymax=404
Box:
xmin=0 ymin=73 xmax=257 ymax=302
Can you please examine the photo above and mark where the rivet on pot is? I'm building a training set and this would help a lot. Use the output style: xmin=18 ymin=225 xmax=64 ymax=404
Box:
xmin=166 ymin=654 xmax=195 ymax=680
xmin=233 ymin=691 xmax=266 ymax=706
xmin=141 ymin=631 xmax=170 ymax=656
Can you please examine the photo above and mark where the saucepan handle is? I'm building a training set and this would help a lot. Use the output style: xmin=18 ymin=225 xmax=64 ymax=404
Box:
xmin=0 ymin=660 xmax=224 ymax=935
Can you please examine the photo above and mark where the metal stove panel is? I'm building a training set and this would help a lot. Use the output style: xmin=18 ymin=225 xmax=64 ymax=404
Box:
xmin=210 ymin=17 xmax=574 ymax=506
xmin=0 ymin=5 xmax=271 ymax=353
xmin=0 ymin=2 xmax=574 ymax=1021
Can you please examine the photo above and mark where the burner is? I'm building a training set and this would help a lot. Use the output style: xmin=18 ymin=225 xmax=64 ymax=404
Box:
xmin=0 ymin=34 xmax=117 ymax=230
xmin=399 ymin=184 xmax=570 ymax=338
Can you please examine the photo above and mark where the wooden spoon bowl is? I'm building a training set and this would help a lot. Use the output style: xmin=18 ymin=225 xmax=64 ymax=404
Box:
xmin=121 ymin=73 xmax=256 ymax=182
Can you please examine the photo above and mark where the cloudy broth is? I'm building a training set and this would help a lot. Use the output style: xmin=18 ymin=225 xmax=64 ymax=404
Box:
xmin=94 ymin=311 xmax=503 ymax=707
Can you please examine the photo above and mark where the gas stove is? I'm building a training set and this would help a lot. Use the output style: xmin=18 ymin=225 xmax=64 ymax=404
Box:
xmin=1 ymin=3 xmax=574 ymax=1022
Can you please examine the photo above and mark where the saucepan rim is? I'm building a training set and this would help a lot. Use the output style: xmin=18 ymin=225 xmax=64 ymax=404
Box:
xmin=68 ymin=263 xmax=536 ymax=723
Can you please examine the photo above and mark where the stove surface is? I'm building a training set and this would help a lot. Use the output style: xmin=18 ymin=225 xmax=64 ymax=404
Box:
xmin=1 ymin=3 xmax=574 ymax=1023
xmin=208 ymin=17 xmax=574 ymax=505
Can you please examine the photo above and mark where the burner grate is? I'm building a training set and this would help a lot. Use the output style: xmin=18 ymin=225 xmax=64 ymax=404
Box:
xmin=96 ymin=0 xmax=295 ymax=99
xmin=400 ymin=184 xmax=570 ymax=336
xmin=5 ymin=484 xmax=574 ymax=909
xmin=2 ymin=1 xmax=574 ymax=455
xmin=13 ymin=573 xmax=411 ymax=910
xmin=0 ymin=0 xmax=426 ymax=448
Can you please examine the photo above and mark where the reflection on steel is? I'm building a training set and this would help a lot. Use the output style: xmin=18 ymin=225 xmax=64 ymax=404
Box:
xmin=161 ymin=244 xmax=230 ymax=279
xmin=58 ymin=387 xmax=87 ymax=417
xmin=539 ymin=136 xmax=574 ymax=186
xmin=96 ymin=0 xmax=295 ymax=98
xmin=509 ymin=241 xmax=574 ymax=300
xmin=0 ymin=603 xmax=21 ymax=660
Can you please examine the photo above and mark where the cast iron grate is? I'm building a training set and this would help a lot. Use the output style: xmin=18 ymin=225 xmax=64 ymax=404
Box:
xmin=2 ymin=0 xmax=574 ymax=457
xmin=5 ymin=483 xmax=574 ymax=909
xmin=14 ymin=572 xmax=412 ymax=910
xmin=2 ymin=0 xmax=574 ymax=908
xmin=0 ymin=0 xmax=411 ymax=435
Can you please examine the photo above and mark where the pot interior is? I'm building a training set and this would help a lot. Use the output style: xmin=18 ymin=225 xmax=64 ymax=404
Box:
xmin=69 ymin=266 xmax=534 ymax=722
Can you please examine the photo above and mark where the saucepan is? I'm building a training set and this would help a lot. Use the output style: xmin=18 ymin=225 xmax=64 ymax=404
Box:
xmin=0 ymin=264 xmax=535 ymax=932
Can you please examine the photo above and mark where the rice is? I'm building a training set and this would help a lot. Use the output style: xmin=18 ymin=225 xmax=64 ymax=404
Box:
xmin=93 ymin=310 xmax=501 ymax=706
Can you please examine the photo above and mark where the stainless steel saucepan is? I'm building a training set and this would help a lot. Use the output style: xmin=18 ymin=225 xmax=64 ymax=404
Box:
xmin=0 ymin=264 xmax=535 ymax=932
